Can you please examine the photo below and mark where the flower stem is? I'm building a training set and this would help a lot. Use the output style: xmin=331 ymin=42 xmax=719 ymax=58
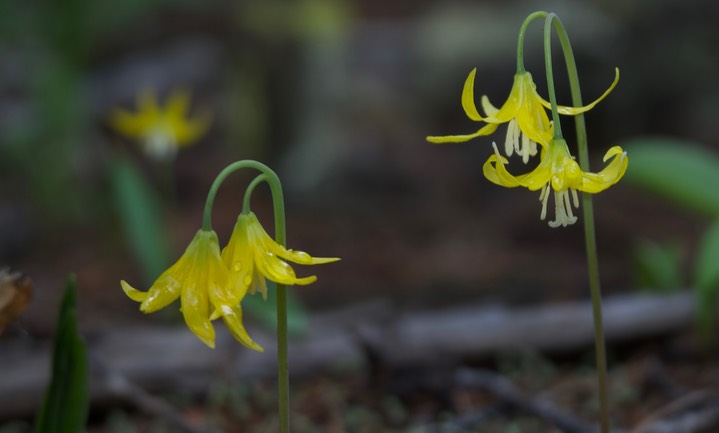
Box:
xmin=544 ymin=13 xmax=610 ymax=433
xmin=243 ymin=174 xmax=269 ymax=214
xmin=202 ymin=160 xmax=290 ymax=433
xmin=516 ymin=11 xmax=548 ymax=72
xmin=542 ymin=16 xmax=563 ymax=140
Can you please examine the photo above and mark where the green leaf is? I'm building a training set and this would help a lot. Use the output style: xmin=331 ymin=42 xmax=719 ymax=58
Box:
xmin=109 ymin=153 xmax=170 ymax=281
xmin=621 ymin=136 xmax=719 ymax=216
xmin=34 ymin=275 xmax=89 ymax=433
xmin=242 ymin=282 xmax=308 ymax=337
xmin=633 ymin=239 xmax=682 ymax=292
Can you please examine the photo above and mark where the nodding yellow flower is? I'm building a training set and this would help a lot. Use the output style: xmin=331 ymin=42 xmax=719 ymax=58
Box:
xmin=427 ymin=68 xmax=620 ymax=163
xmin=221 ymin=212 xmax=340 ymax=301
xmin=483 ymin=139 xmax=628 ymax=228
xmin=121 ymin=229 xmax=262 ymax=351
xmin=109 ymin=89 xmax=211 ymax=160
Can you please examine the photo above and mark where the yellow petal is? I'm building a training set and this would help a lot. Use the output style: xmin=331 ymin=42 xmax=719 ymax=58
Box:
xmin=222 ymin=223 xmax=254 ymax=297
xmin=268 ymin=242 xmax=340 ymax=266
xmin=483 ymin=146 xmax=521 ymax=188
xmin=293 ymin=275 xmax=318 ymax=285
xmin=109 ymin=109 xmax=154 ymax=139
xmin=219 ymin=305 xmax=263 ymax=352
xmin=579 ymin=145 xmax=628 ymax=193
xmin=137 ymin=89 xmax=159 ymax=114
xmin=480 ymin=95 xmax=499 ymax=117
xmin=166 ymin=88 xmax=191 ymax=118
xmin=481 ymin=72 xmax=532 ymax=124
xmin=538 ymin=68 xmax=620 ymax=115
xmin=255 ymin=249 xmax=301 ymax=285
xmin=483 ymin=143 xmax=553 ymax=191
xmin=181 ymin=279 xmax=215 ymax=349
xmin=109 ymin=90 xmax=160 ymax=138
xmin=249 ymin=270 xmax=268 ymax=300
xmin=139 ymin=273 xmax=182 ymax=313
xmin=461 ymin=68 xmax=485 ymax=121
xmin=427 ymin=123 xmax=499 ymax=144
xmin=172 ymin=110 xmax=212 ymax=146
xmin=120 ymin=280 xmax=148 ymax=302
xmin=515 ymin=102 xmax=552 ymax=147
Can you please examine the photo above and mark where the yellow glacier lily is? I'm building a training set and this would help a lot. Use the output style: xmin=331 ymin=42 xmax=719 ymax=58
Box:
xmin=427 ymin=68 xmax=620 ymax=163
xmin=109 ymin=89 xmax=211 ymax=160
xmin=483 ymin=138 xmax=628 ymax=227
xmin=121 ymin=229 xmax=262 ymax=351
xmin=221 ymin=212 xmax=340 ymax=301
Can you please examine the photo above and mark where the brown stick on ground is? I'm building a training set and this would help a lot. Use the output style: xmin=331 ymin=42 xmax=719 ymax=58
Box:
xmin=451 ymin=367 xmax=599 ymax=433
xmin=631 ymin=390 xmax=719 ymax=433
xmin=0 ymin=293 xmax=696 ymax=419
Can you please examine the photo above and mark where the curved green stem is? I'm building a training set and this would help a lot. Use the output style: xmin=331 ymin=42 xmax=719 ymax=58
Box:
xmin=544 ymin=13 xmax=610 ymax=433
xmin=243 ymin=174 xmax=269 ymax=214
xmin=516 ymin=11 xmax=549 ymax=72
xmin=201 ymin=160 xmax=290 ymax=433
xmin=542 ymin=15 xmax=563 ymax=140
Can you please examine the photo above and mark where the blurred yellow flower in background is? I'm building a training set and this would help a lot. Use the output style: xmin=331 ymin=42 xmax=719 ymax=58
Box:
xmin=427 ymin=68 xmax=619 ymax=164
xmin=221 ymin=212 xmax=340 ymax=301
xmin=121 ymin=229 xmax=262 ymax=351
xmin=109 ymin=89 xmax=211 ymax=160
xmin=483 ymin=139 xmax=628 ymax=227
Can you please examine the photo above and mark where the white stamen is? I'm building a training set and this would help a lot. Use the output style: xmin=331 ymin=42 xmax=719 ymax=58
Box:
xmin=504 ymin=119 xmax=518 ymax=157
xmin=539 ymin=184 xmax=551 ymax=221
xmin=564 ymin=190 xmax=576 ymax=222
xmin=571 ymin=188 xmax=579 ymax=208
xmin=520 ymin=132 xmax=531 ymax=163
xmin=546 ymin=188 xmax=579 ymax=228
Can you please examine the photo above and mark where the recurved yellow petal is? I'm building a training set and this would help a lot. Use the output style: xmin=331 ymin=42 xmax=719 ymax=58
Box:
xmin=120 ymin=280 xmax=148 ymax=302
xmin=139 ymin=273 xmax=182 ymax=313
xmin=538 ymin=68 xmax=620 ymax=115
xmin=264 ymin=235 xmax=340 ymax=265
xmin=483 ymin=143 xmax=552 ymax=190
xmin=222 ymin=211 xmax=339 ymax=297
xmin=461 ymin=68 xmax=485 ymax=121
xmin=255 ymin=249 xmax=299 ymax=285
xmin=480 ymin=95 xmax=499 ymax=117
xmin=579 ymin=145 xmax=628 ymax=193
xmin=483 ymin=148 xmax=521 ymax=188
xmin=219 ymin=304 xmax=263 ymax=352
xmin=427 ymin=123 xmax=499 ymax=144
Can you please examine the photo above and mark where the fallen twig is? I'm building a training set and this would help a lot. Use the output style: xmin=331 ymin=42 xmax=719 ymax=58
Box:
xmin=0 ymin=293 xmax=698 ymax=419
xmin=93 ymin=355 xmax=225 ymax=433
xmin=453 ymin=367 xmax=598 ymax=433
xmin=631 ymin=390 xmax=719 ymax=433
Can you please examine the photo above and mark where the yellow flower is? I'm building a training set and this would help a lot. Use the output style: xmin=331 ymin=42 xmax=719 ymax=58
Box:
xmin=221 ymin=212 xmax=340 ymax=301
xmin=483 ymin=138 xmax=628 ymax=227
xmin=109 ymin=89 xmax=211 ymax=160
xmin=427 ymin=68 xmax=620 ymax=163
xmin=121 ymin=229 xmax=262 ymax=351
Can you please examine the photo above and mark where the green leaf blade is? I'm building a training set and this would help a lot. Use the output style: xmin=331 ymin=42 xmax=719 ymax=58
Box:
xmin=34 ymin=275 xmax=89 ymax=433
xmin=621 ymin=136 xmax=719 ymax=216
xmin=109 ymin=154 xmax=170 ymax=281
